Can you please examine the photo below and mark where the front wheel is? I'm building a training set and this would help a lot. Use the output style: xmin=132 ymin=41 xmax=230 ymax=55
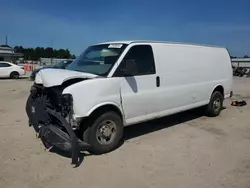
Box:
xmin=205 ymin=91 xmax=224 ymax=117
xmin=83 ymin=111 xmax=123 ymax=154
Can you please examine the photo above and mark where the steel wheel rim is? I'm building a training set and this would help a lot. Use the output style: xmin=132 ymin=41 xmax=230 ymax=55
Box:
xmin=96 ymin=120 xmax=117 ymax=145
xmin=213 ymin=98 xmax=221 ymax=111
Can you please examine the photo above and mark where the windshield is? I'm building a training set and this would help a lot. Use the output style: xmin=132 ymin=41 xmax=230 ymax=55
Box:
xmin=66 ymin=44 xmax=128 ymax=76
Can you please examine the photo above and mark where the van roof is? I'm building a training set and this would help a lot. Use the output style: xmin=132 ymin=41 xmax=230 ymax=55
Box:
xmin=96 ymin=40 xmax=224 ymax=49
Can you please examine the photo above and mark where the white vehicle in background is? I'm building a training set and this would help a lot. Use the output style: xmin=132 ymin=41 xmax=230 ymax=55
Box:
xmin=0 ymin=61 xmax=25 ymax=79
xmin=26 ymin=40 xmax=233 ymax=164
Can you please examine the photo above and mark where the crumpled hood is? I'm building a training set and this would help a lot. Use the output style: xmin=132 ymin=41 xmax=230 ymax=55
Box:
xmin=35 ymin=69 xmax=98 ymax=87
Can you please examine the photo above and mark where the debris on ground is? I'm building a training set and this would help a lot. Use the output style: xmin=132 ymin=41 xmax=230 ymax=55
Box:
xmin=231 ymin=100 xmax=247 ymax=107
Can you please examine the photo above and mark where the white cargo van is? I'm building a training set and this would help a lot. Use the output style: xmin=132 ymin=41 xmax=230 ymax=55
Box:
xmin=26 ymin=41 xmax=233 ymax=164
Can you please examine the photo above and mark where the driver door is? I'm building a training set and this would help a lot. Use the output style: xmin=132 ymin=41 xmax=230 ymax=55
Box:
xmin=113 ymin=44 xmax=161 ymax=125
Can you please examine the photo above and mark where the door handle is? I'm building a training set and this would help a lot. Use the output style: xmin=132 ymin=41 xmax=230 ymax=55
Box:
xmin=156 ymin=76 xmax=160 ymax=87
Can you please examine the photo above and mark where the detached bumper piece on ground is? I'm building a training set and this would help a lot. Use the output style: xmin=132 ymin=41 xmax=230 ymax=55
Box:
xmin=25 ymin=86 xmax=91 ymax=165
xmin=231 ymin=100 xmax=247 ymax=107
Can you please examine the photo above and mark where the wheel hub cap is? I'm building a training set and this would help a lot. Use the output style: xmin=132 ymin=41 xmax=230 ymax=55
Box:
xmin=213 ymin=99 xmax=220 ymax=110
xmin=100 ymin=125 xmax=112 ymax=138
xmin=96 ymin=120 xmax=116 ymax=145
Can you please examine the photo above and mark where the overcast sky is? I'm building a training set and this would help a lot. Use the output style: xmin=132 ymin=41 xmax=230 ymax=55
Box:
xmin=0 ymin=0 xmax=249 ymax=56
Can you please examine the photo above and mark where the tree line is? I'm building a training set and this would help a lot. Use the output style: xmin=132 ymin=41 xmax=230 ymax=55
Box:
xmin=0 ymin=44 xmax=248 ymax=60
xmin=231 ymin=55 xmax=249 ymax=59
xmin=13 ymin=46 xmax=76 ymax=60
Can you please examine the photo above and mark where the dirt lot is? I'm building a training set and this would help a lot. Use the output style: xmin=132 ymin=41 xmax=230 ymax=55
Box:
xmin=0 ymin=77 xmax=250 ymax=188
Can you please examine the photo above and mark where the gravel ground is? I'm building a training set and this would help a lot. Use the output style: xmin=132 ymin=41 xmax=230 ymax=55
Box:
xmin=0 ymin=77 xmax=250 ymax=188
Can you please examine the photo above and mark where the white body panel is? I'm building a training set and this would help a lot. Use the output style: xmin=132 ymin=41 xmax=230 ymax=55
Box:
xmin=149 ymin=43 xmax=232 ymax=115
xmin=0 ymin=61 xmax=25 ymax=78
xmin=35 ymin=69 xmax=98 ymax=87
xmin=63 ymin=77 xmax=122 ymax=118
xmin=36 ymin=41 xmax=233 ymax=126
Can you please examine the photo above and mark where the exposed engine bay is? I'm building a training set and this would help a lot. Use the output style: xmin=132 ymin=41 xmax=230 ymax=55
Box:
xmin=25 ymin=78 xmax=91 ymax=165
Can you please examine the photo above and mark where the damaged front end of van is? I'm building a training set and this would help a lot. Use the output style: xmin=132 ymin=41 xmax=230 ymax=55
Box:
xmin=25 ymin=69 xmax=97 ymax=165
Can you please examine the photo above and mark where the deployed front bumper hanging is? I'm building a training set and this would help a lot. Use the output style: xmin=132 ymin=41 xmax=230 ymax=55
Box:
xmin=25 ymin=87 xmax=91 ymax=165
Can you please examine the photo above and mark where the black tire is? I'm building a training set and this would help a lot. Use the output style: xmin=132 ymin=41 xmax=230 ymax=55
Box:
xmin=10 ymin=71 xmax=19 ymax=79
xmin=205 ymin=91 xmax=224 ymax=117
xmin=83 ymin=111 xmax=123 ymax=154
xmin=29 ymin=75 xmax=35 ymax=81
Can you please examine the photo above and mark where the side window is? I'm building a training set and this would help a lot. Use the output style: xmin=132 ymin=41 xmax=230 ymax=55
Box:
xmin=114 ymin=45 xmax=156 ymax=77
xmin=0 ymin=63 xmax=11 ymax=68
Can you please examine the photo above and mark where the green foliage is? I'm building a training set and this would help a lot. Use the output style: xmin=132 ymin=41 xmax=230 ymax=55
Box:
xmin=0 ymin=44 xmax=11 ymax=48
xmin=13 ymin=46 xmax=75 ymax=60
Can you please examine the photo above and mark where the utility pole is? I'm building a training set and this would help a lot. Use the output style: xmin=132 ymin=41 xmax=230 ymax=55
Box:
xmin=50 ymin=38 xmax=53 ymax=65
xmin=5 ymin=35 xmax=8 ymax=46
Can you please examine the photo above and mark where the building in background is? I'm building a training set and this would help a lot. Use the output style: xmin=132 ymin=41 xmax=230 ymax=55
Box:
xmin=0 ymin=46 xmax=23 ymax=63
xmin=231 ymin=58 xmax=250 ymax=68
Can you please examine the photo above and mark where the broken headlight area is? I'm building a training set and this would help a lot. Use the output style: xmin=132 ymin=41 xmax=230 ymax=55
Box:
xmin=61 ymin=94 xmax=74 ymax=120
xmin=61 ymin=94 xmax=80 ymax=130
xmin=25 ymin=84 xmax=90 ymax=165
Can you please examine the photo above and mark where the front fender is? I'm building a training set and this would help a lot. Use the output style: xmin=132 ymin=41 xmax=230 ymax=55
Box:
xmin=62 ymin=78 xmax=122 ymax=118
xmin=86 ymin=101 xmax=124 ymax=117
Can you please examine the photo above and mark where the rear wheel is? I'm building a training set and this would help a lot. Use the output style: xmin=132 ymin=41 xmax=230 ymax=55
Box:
xmin=205 ymin=91 xmax=224 ymax=117
xmin=83 ymin=111 xmax=123 ymax=154
xmin=10 ymin=71 xmax=19 ymax=79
